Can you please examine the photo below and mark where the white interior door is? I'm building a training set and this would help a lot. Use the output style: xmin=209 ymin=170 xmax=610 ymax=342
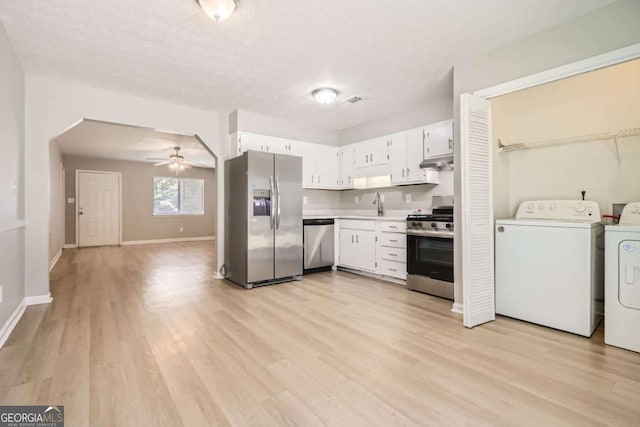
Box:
xmin=78 ymin=171 xmax=120 ymax=247
xmin=461 ymin=93 xmax=495 ymax=328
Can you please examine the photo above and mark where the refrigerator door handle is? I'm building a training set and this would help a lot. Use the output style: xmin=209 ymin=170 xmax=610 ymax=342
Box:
xmin=275 ymin=177 xmax=281 ymax=229
xmin=269 ymin=176 xmax=275 ymax=230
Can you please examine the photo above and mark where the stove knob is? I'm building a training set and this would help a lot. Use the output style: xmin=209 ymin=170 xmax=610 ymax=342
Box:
xmin=431 ymin=223 xmax=437 ymax=228
xmin=412 ymin=222 xmax=419 ymax=227
xmin=445 ymin=223 xmax=452 ymax=229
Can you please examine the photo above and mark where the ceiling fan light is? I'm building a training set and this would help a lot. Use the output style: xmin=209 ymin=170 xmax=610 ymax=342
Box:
xmin=179 ymin=164 xmax=186 ymax=170
xmin=197 ymin=0 xmax=238 ymax=21
xmin=312 ymin=88 xmax=339 ymax=105
xmin=169 ymin=162 xmax=178 ymax=170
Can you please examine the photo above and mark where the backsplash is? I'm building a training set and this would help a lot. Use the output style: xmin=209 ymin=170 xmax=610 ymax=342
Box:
xmin=303 ymin=170 xmax=453 ymax=213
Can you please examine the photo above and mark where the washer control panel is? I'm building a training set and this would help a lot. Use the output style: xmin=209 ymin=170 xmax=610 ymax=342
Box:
xmin=515 ymin=200 xmax=601 ymax=221
xmin=620 ymin=202 xmax=640 ymax=225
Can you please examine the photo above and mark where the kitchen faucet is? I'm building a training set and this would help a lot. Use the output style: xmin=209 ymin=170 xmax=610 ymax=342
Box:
xmin=373 ymin=191 xmax=384 ymax=217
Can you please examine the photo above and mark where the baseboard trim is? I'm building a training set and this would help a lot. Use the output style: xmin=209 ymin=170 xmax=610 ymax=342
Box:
xmin=63 ymin=244 xmax=77 ymax=249
xmin=0 ymin=300 xmax=26 ymax=349
xmin=49 ymin=249 xmax=62 ymax=272
xmin=25 ymin=293 xmax=53 ymax=306
xmin=451 ymin=302 xmax=463 ymax=314
xmin=121 ymin=236 xmax=215 ymax=246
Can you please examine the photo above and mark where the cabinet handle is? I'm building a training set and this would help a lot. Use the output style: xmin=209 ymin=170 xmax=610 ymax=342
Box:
xmin=389 ymin=225 xmax=397 ymax=229
xmin=389 ymin=239 xmax=398 ymax=243
xmin=389 ymin=253 xmax=397 ymax=257
xmin=389 ymin=268 xmax=398 ymax=272
xmin=448 ymin=138 xmax=452 ymax=149
xmin=407 ymin=168 xmax=410 ymax=177
xmin=401 ymin=168 xmax=405 ymax=178
xmin=352 ymin=235 xmax=354 ymax=243
xmin=371 ymin=153 xmax=373 ymax=162
xmin=318 ymin=175 xmax=321 ymax=183
xmin=356 ymin=234 xmax=359 ymax=244
xmin=312 ymin=175 xmax=314 ymax=183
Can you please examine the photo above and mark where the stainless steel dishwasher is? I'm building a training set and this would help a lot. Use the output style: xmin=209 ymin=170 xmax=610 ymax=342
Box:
xmin=303 ymin=219 xmax=335 ymax=274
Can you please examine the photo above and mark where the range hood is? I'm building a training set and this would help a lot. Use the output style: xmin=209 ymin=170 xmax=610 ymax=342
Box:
xmin=420 ymin=154 xmax=454 ymax=170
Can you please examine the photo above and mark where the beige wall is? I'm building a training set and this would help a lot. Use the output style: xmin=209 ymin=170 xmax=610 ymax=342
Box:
xmin=64 ymin=156 xmax=217 ymax=245
xmin=492 ymin=58 xmax=640 ymax=218
xmin=48 ymin=142 xmax=63 ymax=264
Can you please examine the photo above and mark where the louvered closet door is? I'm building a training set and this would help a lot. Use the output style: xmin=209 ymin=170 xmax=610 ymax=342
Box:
xmin=461 ymin=93 xmax=495 ymax=328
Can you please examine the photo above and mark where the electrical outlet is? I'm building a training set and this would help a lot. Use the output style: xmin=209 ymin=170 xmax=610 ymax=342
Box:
xmin=67 ymin=198 xmax=75 ymax=204
xmin=355 ymin=196 xmax=359 ymax=204
xmin=179 ymin=227 xmax=184 ymax=232
xmin=11 ymin=180 xmax=16 ymax=196
xmin=303 ymin=196 xmax=308 ymax=205
xmin=0 ymin=285 xmax=3 ymax=303
xmin=406 ymin=193 xmax=412 ymax=203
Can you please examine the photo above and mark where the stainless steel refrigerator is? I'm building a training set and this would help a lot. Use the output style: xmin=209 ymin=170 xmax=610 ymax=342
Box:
xmin=224 ymin=150 xmax=303 ymax=288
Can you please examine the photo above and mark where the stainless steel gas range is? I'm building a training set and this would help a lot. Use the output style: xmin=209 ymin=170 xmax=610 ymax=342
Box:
xmin=406 ymin=207 xmax=454 ymax=300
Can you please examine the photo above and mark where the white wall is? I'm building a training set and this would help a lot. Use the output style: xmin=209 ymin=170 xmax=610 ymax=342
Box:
xmin=452 ymin=0 xmax=640 ymax=306
xmin=0 ymin=22 xmax=26 ymax=332
xmin=232 ymin=109 xmax=340 ymax=145
xmin=25 ymin=76 xmax=229 ymax=298
xmin=339 ymin=71 xmax=453 ymax=145
xmin=48 ymin=142 xmax=63 ymax=266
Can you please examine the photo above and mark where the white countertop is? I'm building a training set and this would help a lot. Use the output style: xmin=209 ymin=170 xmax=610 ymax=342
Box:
xmin=303 ymin=209 xmax=422 ymax=222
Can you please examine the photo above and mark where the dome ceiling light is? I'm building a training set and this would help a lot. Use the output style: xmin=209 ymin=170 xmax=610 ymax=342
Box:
xmin=197 ymin=0 xmax=239 ymax=21
xmin=312 ymin=88 xmax=339 ymax=105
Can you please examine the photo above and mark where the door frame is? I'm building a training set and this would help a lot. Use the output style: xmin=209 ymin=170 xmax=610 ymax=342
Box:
xmin=75 ymin=169 xmax=122 ymax=247
xmin=457 ymin=42 xmax=640 ymax=322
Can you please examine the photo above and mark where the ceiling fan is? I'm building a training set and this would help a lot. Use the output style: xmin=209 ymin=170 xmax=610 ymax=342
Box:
xmin=147 ymin=146 xmax=207 ymax=174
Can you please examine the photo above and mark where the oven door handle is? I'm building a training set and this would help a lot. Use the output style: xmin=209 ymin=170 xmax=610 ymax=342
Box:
xmin=406 ymin=230 xmax=454 ymax=239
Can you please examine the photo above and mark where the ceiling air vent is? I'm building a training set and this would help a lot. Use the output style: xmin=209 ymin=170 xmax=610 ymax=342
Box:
xmin=343 ymin=95 xmax=363 ymax=104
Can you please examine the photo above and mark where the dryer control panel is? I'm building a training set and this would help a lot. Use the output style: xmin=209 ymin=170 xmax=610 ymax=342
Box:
xmin=620 ymin=202 xmax=640 ymax=225
xmin=515 ymin=200 xmax=601 ymax=221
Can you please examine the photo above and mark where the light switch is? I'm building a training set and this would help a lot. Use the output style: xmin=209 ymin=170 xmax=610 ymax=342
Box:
xmin=68 ymin=198 xmax=75 ymax=204
xmin=303 ymin=196 xmax=308 ymax=205
xmin=11 ymin=179 xmax=16 ymax=196
xmin=406 ymin=193 xmax=412 ymax=203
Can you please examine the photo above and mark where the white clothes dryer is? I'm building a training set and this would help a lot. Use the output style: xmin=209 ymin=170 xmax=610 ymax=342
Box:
xmin=605 ymin=202 xmax=640 ymax=353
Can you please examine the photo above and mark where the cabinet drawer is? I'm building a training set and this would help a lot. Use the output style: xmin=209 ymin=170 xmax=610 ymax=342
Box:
xmin=379 ymin=259 xmax=407 ymax=280
xmin=379 ymin=233 xmax=406 ymax=248
xmin=339 ymin=219 xmax=376 ymax=231
xmin=380 ymin=246 xmax=406 ymax=262
xmin=380 ymin=221 xmax=406 ymax=233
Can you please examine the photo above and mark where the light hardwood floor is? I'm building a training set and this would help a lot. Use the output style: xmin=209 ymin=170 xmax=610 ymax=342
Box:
xmin=1 ymin=242 xmax=639 ymax=426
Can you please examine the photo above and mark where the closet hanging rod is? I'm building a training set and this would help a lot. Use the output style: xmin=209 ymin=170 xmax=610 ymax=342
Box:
xmin=498 ymin=126 xmax=640 ymax=152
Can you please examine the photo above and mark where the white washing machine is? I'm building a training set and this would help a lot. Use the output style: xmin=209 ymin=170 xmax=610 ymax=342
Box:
xmin=496 ymin=200 xmax=604 ymax=337
xmin=605 ymin=202 xmax=640 ymax=353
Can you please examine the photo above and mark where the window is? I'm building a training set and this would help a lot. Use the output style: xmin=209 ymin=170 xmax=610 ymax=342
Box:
xmin=153 ymin=177 xmax=204 ymax=215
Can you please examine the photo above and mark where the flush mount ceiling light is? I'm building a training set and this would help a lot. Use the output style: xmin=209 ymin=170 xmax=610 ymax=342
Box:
xmin=197 ymin=0 xmax=239 ymax=21
xmin=312 ymin=88 xmax=339 ymax=105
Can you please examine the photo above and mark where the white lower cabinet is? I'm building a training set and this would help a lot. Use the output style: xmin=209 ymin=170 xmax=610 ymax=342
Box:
xmin=338 ymin=220 xmax=376 ymax=272
xmin=338 ymin=219 xmax=407 ymax=281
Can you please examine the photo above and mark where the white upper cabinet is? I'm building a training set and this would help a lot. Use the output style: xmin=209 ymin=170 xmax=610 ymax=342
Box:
xmin=355 ymin=137 xmax=389 ymax=168
xmin=301 ymin=142 xmax=339 ymax=190
xmin=389 ymin=132 xmax=407 ymax=185
xmin=237 ymin=132 xmax=264 ymax=154
xmin=263 ymin=136 xmax=294 ymax=155
xmin=389 ymin=128 xmax=439 ymax=185
xmin=405 ymin=128 xmax=426 ymax=183
xmin=424 ymin=120 xmax=453 ymax=159
xmin=339 ymin=145 xmax=355 ymax=189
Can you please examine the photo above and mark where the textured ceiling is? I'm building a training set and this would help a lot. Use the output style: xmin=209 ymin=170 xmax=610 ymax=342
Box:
xmin=53 ymin=120 xmax=216 ymax=168
xmin=0 ymin=0 xmax=616 ymax=130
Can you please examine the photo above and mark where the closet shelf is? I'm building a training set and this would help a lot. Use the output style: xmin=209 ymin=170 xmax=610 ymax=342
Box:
xmin=497 ymin=126 xmax=640 ymax=152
